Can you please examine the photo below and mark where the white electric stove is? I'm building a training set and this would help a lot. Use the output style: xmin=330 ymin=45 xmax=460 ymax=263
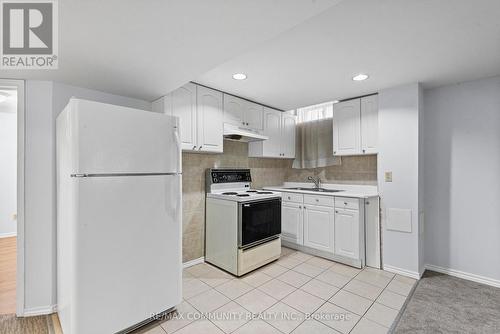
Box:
xmin=205 ymin=168 xmax=282 ymax=276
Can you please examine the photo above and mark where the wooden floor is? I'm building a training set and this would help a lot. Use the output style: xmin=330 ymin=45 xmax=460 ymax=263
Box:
xmin=0 ymin=236 xmax=16 ymax=315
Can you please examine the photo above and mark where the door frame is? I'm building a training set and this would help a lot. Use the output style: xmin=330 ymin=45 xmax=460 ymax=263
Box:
xmin=0 ymin=79 xmax=26 ymax=316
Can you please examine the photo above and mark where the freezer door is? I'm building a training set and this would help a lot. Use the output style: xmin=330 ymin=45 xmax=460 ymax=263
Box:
xmin=66 ymin=98 xmax=181 ymax=174
xmin=71 ymin=175 xmax=181 ymax=334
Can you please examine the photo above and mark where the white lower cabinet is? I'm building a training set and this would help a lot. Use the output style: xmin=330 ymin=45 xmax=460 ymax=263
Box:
xmin=303 ymin=204 xmax=335 ymax=253
xmin=281 ymin=202 xmax=303 ymax=245
xmin=334 ymin=208 xmax=359 ymax=260
xmin=280 ymin=191 xmax=373 ymax=268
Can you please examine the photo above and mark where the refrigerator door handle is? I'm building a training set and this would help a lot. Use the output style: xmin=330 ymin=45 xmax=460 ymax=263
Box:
xmin=173 ymin=124 xmax=182 ymax=173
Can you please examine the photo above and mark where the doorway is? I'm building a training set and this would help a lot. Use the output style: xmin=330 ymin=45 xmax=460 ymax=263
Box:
xmin=0 ymin=79 xmax=24 ymax=316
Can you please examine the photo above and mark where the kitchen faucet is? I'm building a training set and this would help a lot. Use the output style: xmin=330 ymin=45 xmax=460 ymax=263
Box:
xmin=307 ymin=176 xmax=321 ymax=189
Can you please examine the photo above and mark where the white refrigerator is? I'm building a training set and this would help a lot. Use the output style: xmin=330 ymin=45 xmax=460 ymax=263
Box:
xmin=56 ymin=98 xmax=182 ymax=334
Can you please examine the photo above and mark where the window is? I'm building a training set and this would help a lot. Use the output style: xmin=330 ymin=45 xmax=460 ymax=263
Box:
xmin=296 ymin=102 xmax=334 ymax=123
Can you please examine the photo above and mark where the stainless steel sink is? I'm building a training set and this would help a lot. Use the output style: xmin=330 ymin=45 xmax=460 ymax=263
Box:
xmin=284 ymin=187 xmax=344 ymax=193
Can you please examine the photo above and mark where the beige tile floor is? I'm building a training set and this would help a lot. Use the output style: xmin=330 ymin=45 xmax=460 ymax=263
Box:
xmin=141 ymin=247 xmax=416 ymax=334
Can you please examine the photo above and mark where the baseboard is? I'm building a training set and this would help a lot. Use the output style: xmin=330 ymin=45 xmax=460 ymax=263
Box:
xmin=183 ymin=257 xmax=204 ymax=268
xmin=0 ymin=232 xmax=17 ymax=238
xmin=383 ymin=264 xmax=421 ymax=280
xmin=425 ymin=264 xmax=500 ymax=288
xmin=22 ymin=305 xmax=57 ymax=317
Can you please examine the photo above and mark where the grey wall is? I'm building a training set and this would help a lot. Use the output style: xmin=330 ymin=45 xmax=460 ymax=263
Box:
xmin=423 ymin=76 xmax=500 ymax=283
xmin=377 ymin=83 xmax=423 ymax=278
xmin=23 ymin=81 xmax=152 ymax=312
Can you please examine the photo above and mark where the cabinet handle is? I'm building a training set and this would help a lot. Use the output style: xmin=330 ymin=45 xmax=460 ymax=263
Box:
xmin=362 ymin=149 xmax=366 ymax=153
xmin=246 ymin=122 xmax=249 ymax=126
xmin=299 ymin=206 xmax=302 ymax=209
xmin=304 ymin=206 xmax=306 ymax=210
xmin=287 ymin=196 xmax=291 ymax=200
xmin=344 ymin=202 xmax=348 ymax=205
xmin=316 ymin=199 xmax=319 ymax=202
xmin=198 ymin=146 xmax=202 ymax=150
xmin=333 ymin=151 xmax=337 ymax=154
xmin=193 ymin=146 xmax=197 ymax=150
xmin=335 ymin=210 xmax=339 ymax=214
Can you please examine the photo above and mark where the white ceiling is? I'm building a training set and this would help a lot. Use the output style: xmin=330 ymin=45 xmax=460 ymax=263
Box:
xmin=197 ymin=0 xmax=500 ymax=110
xmin=0 ymin=0 xmax=341 ymax=102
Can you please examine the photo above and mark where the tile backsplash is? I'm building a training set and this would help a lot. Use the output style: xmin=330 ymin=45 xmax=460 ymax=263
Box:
xmin=181 ymin=140 xmax=377 ymax=262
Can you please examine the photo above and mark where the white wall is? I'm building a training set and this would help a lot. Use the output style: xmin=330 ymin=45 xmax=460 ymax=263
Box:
xmin=23 ymin=80 xmax=152 ymax=312
xmin=378 ymin=83 xmax=422 ymax=278
xmin=0 ymin=107 xmax=17 ymax=237
xmin=423 ymin=76 xmax=500 ymax=284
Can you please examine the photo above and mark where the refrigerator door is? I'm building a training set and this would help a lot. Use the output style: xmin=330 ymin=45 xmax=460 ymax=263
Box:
xmin=66 ymin=98 xmax=181 ymax=175
xmin=71 ymin=174 xmax=181 ymax=334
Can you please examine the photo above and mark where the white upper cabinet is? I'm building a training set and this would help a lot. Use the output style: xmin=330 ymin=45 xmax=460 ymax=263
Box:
xmin=223 ymin=94 xmax=264 ymax=131
xmin=152 ymin=83 xmax=223 ymax=153
xmin=245 ymin=101 xmax=264 ymax=130
xmin=223 ymin=94 xmax=245 ymax=127
xmin=333 ymin=99 xmax=361 ymax=156
xmin=262 ymin=108 xmax=282 ymax=157
xmin=197 ymin=86 xmax=223 ymax=153
xmin=360 ymin=95 xmax=378 ymax=154
xmin=248 ymin=108 xmax=296 ymax=158
xmin=281 ymin=113 xmax=296 ymax=158
xmin=333 ymin=95 xmax=378 ymax=156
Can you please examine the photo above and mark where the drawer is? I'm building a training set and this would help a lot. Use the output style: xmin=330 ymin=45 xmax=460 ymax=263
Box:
xmin=304 ymin=194 xmax=335 ymax=207
xmin=335 ymin=197 xmax=360 ymax=210
xmin=281 ymin=192 xmax=303 ymax=203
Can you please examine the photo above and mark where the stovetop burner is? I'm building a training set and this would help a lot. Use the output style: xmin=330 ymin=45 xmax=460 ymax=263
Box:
xmin=222 ymin=192 xmax=238 ymax=195
xmin=257 ymin=191 xmax=273 ymax=194
xmin=237 ymin=194 xmax=250 ymax=197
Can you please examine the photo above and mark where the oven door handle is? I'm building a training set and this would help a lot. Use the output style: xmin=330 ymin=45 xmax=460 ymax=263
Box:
xmin=243 ymin=204 xmax=251 ymax=207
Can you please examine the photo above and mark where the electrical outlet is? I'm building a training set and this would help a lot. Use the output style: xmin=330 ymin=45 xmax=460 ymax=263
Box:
xmin=384 ymin=171 xmax=393 ymax=182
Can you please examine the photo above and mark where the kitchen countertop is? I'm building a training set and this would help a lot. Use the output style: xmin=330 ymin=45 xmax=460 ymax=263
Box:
xmin=264 ymin=182 xmax=378 ymax=199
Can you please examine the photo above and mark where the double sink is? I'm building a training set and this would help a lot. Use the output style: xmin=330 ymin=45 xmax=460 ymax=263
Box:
xmin=284 ymin=187 xmax=344 ymax=193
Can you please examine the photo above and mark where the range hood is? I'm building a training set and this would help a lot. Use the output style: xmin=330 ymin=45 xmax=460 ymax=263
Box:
xmin=223 ymin=123 xmax=268 ymax=142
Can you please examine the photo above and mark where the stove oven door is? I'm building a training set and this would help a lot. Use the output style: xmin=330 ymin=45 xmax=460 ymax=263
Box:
xmin=239 ymin=198 xmax=281 ymax=248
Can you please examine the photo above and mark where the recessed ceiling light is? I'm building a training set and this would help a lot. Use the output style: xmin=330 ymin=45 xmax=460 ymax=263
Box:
xmin=232 ymin=73 xmax=247 ymax=80
xmin=332 ymin=100 xmax=340 ymax=104
xmin=352 ymin=73 xmax=369 ymax=81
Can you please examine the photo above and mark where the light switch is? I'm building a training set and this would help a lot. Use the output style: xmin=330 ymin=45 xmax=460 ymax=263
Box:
xmin=384 ymin=171 xmax=393 ymax=182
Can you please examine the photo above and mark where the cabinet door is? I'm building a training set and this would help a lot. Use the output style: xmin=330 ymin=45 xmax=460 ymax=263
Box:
xmin=197 ymin=86 xmax=223 ymax=153
xmin=223 ymin=94 xmax=245 ymax=126
xmin=244 ymin=101 xmax=264 ymax=130
xmin=262 ymin=107 xmax=282 ymax=157
xmin=281 ymin=113 xmax=296 ymax=158
xmin=172 ymin=83 xmax=197 ymax=151
xmin=333 ymin=99 xmax=361 ymax=156
xmin=282 ymin=202 xmax=303 ymax=245
xmin=334 ymin=208 xmax=360 ymax=260
xmin=303 ymin=205 xmax=334 ymax=253
xmin=361 ymin=95 xmax=378 ymax=154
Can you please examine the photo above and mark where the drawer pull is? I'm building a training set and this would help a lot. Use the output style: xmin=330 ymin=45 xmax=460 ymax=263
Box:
xmin=344 ymin=202 xmax=348 ymax=205
xmin=316 ymin=199 xmax=319 ymax=202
